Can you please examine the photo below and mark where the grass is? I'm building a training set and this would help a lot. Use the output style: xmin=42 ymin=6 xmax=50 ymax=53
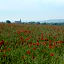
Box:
xmin=0 ymin=23 xmax=64 ymax=64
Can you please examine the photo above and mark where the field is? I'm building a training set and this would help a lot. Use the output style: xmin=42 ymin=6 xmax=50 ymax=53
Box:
xmin=0 ymin=23 xmax=64 ymax=64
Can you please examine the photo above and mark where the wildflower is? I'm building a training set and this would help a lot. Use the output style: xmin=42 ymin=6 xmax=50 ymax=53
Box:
xmin=56 ymin=41 xmax=63 ymax=44
xmin=49 ymin=40 xmax=51 ymax=44
xmin=0 ymin=40 xmax=4 ymax=46
xmin=36 ymin=42 xmax=40 ymax=46
xmin=17 ymin=31 xmax=21 ymax=34
xmin=62 ymin=41 xmax=64 ymax=43
xmin=49 ymin=45 xmax=54 ymax=49
xmin=25 ymin=37 xmax=30 ymax=41
xmin=41 ymin=33 xmax=43 ymax=37
xmin=53 ymin=42 xmax=56 ymax=47
xmin=33 ymin=47 xmax=36 ymax=50
xmin=20 ymin=36 xmax=23 ymax=40
xmin=53 ymin=36 xmax=57 ymax=39
xmin=26 ymin=50 xmax=31 ymax=55
xmin=41 ymin=38 xmax=43 ymax=40
xmin=3 ymin=54 xmax=7 ymax=58
xmin=24 ymin=30 xmax=27 ymax=33
xmin=8 ymin=48 xmax=11 ymax=51
xmin=50 ymin=53 xmax=54 ymax=56
xmin=42 ymin=42 xmax=46 ymax=46
xmin=33 ymin=43 xmax=36 ymax=45
xmin=44 ymin=38 xmax=48 ymax=41
xmin=37 ymin=40 xmax=39 ymax=42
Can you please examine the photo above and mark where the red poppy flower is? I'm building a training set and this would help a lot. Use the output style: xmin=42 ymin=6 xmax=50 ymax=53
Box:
xmin=56 ymin=41 xmax=63 ymax=44
xmin=41 ymin=38 xmax=44 ymax=40
xmin=20 ymin=36 xmax=23 ymax=40
xmin=33 ymin=47 xmax=36 ymax=50
xmin=37 ymin=40 xmax=39 ymax=42
xmin=36 ymin=42 xmax=40 ymax=46
xmin=8 ymin=48 xmax=11 ymax=51
xmin=50 ymin=53 xmax=54 ymax=56
xmin=43 ymin=42 xmax=46 ymax=46
xmin=3 ymin=54 xmax=7 ymax=57
xmin=33 ymin=43 xmax=36 ymax=45
xmin=41 ymin=33 xmax=43 ymax=37
xmin=49 ymin=40 xmax=51 ymax=44
xmin=44 ymin=38 xmax=48 ymax=41
xmin=53 ymin=36 xmax=57 ymax=39
xmin=0 ymin=40 xmax=4 ymax=46
xmin=17 ymin=31 xmax=21 ymax=34
xmin=26 ymin=37 xmax=30 ymax=41
xmin=49 ymin=45 xmax=54 ymax=49
xmin=26 ymin=50 xmax=31 ymax=55
xmin=53 ymin=42 xmax=56 ymax=47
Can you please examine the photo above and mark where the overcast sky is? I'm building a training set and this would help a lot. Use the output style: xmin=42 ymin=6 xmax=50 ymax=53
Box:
xmin=0 ymin=0 xmax=64 ymax=22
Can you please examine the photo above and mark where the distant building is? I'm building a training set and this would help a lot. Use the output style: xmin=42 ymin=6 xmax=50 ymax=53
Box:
xmin=15 ymin=19 xmax=21 ymax=23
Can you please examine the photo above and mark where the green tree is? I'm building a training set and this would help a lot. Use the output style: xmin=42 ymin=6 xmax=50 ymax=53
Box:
xmin=6 ymin=20 xmax=11 ymax=23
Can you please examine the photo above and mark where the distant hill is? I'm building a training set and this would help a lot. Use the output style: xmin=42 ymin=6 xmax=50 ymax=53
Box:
xmin=45 ymin=19 xmax=64 ymax=23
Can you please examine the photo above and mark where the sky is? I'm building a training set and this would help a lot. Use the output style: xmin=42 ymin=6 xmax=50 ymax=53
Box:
xmin=0 ymin=0 xmax=64 ymax=22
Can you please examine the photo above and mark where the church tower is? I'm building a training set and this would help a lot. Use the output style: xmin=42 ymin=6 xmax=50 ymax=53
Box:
xmin=20 ymin=19 xmax=21 ymax=23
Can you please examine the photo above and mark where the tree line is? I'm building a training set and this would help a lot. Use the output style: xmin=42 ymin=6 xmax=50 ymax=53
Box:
xmin=5 ymin=20 xmax=64 ymax=25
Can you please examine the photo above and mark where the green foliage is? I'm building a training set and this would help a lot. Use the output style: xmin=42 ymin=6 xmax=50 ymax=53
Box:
xmin=6 ymin=20 xmax=11 ymax=23
xmin=0 ymin=24 xmax=64 ymax=64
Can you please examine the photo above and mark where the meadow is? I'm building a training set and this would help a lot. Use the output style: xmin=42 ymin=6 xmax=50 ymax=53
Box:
xmin=0 ymin=23 xmax=64 ymax=64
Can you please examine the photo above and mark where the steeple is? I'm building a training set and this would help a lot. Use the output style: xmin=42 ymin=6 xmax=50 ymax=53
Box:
xmin=20 ymin=19 xmax=21 ymax=22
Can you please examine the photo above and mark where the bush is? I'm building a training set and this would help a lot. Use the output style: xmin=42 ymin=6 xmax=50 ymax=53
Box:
xmin=6 ymin=20 xmax=11 ymax=23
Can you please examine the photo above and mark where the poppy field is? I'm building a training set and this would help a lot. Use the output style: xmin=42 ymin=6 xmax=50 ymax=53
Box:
xmin=0 ymin=23 xmax=64 ymax=64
